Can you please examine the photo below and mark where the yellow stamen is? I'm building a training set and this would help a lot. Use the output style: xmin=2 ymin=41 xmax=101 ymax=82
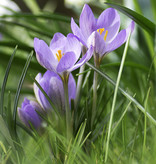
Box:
xmin=97 ymin=28 xmax=105 ymax=35
xmin=56 ymin=50 xmax=64 ymax=62
xmin=104 ymin=30 xmax=108 ymax=41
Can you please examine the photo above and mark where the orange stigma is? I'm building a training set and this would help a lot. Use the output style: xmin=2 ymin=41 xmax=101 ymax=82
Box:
xmin=56 ymin=50 xmax=64 ymax=62
xmin=97 ymin=28 xmax=108 ymax=41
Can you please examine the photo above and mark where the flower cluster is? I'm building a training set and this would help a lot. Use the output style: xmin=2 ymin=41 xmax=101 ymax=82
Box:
xmin=18 ymin=70 xmax=76 ymax=129
xmin=18 ymin=4 xmax=134 ymax=130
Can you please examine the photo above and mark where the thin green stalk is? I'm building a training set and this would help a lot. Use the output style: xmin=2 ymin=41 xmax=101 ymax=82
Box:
xmin=74 ymin=64 xmax=85 ymax=109
xmin=105 ymin=33 xmax=131 ymax=162
xmin=74 ymin=46 xmax=87 ymax=110
xmin=91 ymin=70 xmax=98 ymax=130
xmin=0 ymin=46 xmax=17 ymax=117
xmin=111 ymin=95 xmax=135 ymax=136
xmin=86 ymin=62 xmax=156 ymax=125
xmin=91 ymin=54 xmax=100 ymax=130
xmin=62 ymin=75 xmax=71 ymax=140
xmin=13 ymin=51 xmax=33 ymax=132
xmin=142 ymin=87 xmax=151 ymax=159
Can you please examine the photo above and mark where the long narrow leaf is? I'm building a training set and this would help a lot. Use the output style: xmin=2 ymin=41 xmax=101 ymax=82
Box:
xmin=105 ymin=33 xmax=131 ymax=162
xmin=0 ymin=46 xmax=17 ymax=117
xmin=105 ymin=2 xmax=155 ymax=37
xmin=0 ymin=20 xmax=52 ymax=37
xmin=0 ymin=115 xmax=15 ymax=150
xmin=86 ymin=62 xmax=156 ymax=125
xmin=13 ymin=51 xmax=33 ymax=132
xmin=0 ymin=13 xmax=71 ymax=23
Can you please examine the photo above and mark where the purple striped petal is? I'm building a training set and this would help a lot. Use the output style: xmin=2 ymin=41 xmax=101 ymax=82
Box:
xmin=18 ymin=98 xmax=42 ymax=129
xmin=79 ymin=4 xmax=96 ymax=40
xmin=97 ymin=8 xmax=120 ymax=42
xmin=87 ymin=31 xmax=107 ymax=58
xmin=64 ymin=33 xmax=81 ymax=61
xmin=34 ymin=38 xmax=57 ymax=71
xmin=50 ymin=32 xmax=67 ymax=55
xmin=56 ymin=52 xmax=77 ymax=73
xmin=71 ymin=18 xmax=87 ymax=46
xmin=106 ymin=21 xmax=135 ymax=53
xmin=68 ymin=74 xmax=76 ymax=101
xmin=69 ymin=46 xmax=93 ymax=72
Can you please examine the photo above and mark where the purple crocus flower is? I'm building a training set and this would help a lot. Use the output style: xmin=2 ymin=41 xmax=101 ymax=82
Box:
xmin=34 ymin=70 xmax=76 ymax=111
xmin=18 ymin=98 xmax=42 ymax=129
xmin=71 ymin=4 xmax=135 ymax=63
xmin=34 ymin=33 xmax=93 ymax=77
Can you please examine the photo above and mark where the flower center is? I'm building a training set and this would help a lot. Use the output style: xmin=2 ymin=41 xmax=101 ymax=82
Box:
xmin=97 ymin=28 xmax=108 ymax=41
xmin=56 ymin=50 xmax=64 ymax=62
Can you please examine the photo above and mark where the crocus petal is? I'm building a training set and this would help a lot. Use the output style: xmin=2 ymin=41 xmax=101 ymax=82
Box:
xmin=87 ymin=31 xmax=107 ymax=58
xmin=49 ymin=76 xmax=65 ymax=111
xmin=38 ymin=77 xmax=51 ymax=110
xmin=106 ymin=21 xmax=135 ymax=53
xmin=50 ymin=32 xmax=67 ymax=55
xmin=71 ymin=18 xmax=87 ymax=46
xmin=56 ymin=52 xmax=77 ymax=73
xmin=97 ymin=8 xmax=120 ymax=42
xmin=79 ymin=4 xmax=96 ymax=40
xmin=34 ymin=38 xmax=57 ymax=71
xmin=34 ymin=72 xmax=52 ymax=110
xmin=68 ymin=74 xmax=76 ymax=101
xmin=64 ymin=33 xmax=81 ymax=61
xmin=18 ymin=98 xmax=42 ymax=129
xmin=69 ymin=46 xmax=93 ymax=72
xmin=34 ymin=73 xmax=42 ymax=107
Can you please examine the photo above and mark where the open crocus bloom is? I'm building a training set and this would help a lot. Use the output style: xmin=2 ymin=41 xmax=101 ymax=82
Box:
xmin=34 ymin=70 xmax=76 ymax=111
xmin=71 ymin=4 xmax=135 ymax=63
xmin=34 ymin=33 xmax=93 ymax=76
xmin=18 ymin=98 xmax=42 ymax=129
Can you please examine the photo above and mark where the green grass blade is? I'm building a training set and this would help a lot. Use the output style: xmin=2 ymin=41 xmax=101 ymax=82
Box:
xmin=0 ymin=115 xmax=15 ymax=150
xmin=105 ymin=33 xmax=131 ymax=162
xmin=0 ymin=20 xmax=52 ymax=37
xmin=0 ymin=46 xmax=17 ymax=117
xmin=151 ymin=0 xmax=156 ymax=21
xmin=86 ymin=62 xmax=156 ymax=125
xmin=13 ymin=51 xmax=33 ymax=132
xmin=142 ymin=87 xmax=151 ymax=159
xmin=132 ymin=0 xmax=155 ymax=70
xmin=105 ymin=2 xmax=155 ymax=37
xmin=0 ymin=13 xmax=71 ymax=23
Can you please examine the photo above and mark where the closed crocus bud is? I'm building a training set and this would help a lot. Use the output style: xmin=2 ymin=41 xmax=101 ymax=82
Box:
xmin=34 ymin=70 xmax=76 ymax=111
xmin=18 ymin=98 xmax=42 ymax=129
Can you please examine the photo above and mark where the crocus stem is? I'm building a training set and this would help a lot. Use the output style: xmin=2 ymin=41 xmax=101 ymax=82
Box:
xmin=75 ymin=46 xmax=87 ymax=110
xmin=63 ymin=75 xmax=71 ymax=139
xmin=91 ymin=55 xmax=100 ymax=129
xmin=74 ymin=64 xmax=85 ymax=109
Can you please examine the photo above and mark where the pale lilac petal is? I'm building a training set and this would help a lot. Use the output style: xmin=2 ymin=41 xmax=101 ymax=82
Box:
xmin=104 ymin=21 xmax=120 ymax=43
xmin=106 ymin=21 xmax=134 ymax=53
xmin=38 ymin=77 xmax=51 ymax=110
xmin=97 ymin=8 xmax=120 ymax=28
xmin=64 ymin=33 xmax=82 ymax=60
xmin=71 ymin=18 xmax=87 ymax=46
xmin=56 ymin=52 xmax=77 ymax=73
xmin=97 ymin=8 xmax=120 ymax=42
xmin=18 ymin=98 xmax=42 ymax=129
xmin=49 ymin=76 xmax=65 ymax=111
xmin=87 ymin=31 xmax=107 ymax=58
xmin=79 ymin=4 xmax=96 ymax=40
xmin=69 ymin=46 xmax=93 ymax=72
xmin=50 ymin=32 xmax=67 ymax=55
xmin=34 ymin=73 xmax=42 ymax=106
xmin=34 ymin=38 xmax=57 ymax=71
xmin=68 ymin=74 xmax=76 ymax=101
